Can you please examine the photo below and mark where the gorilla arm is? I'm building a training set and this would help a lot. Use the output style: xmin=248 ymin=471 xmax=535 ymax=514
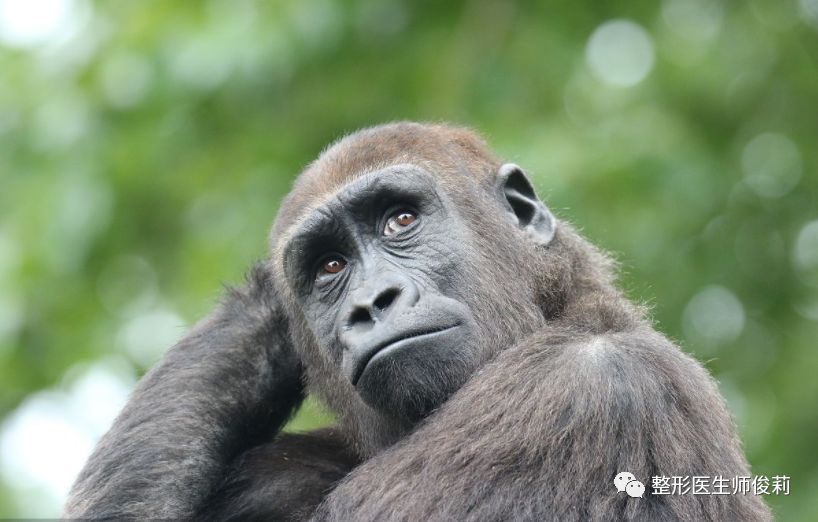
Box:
xmin=64 ymin=264 xmax=305 ymax=520
xmin=199 ymin=427 xmax=359 ymax=522
xmin=312 ymin=324 xmax=771 ymax=522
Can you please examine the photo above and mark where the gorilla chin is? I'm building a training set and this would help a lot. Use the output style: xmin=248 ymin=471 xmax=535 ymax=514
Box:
xmin=354 ymin=323 xmax=475 ymax=421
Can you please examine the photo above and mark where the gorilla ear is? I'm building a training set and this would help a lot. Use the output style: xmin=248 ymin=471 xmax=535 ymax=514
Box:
xmin=496 ymin=163 xmax=556 ymax=246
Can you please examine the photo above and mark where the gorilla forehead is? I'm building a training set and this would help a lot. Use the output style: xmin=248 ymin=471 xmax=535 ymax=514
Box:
xmin=280 ymin=164 xmax=443 ymax=251
xmin=271 ymin=122 xmax=502 ymax=245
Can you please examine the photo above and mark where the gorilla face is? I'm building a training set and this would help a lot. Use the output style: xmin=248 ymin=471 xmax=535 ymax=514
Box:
xmin=282 ymin=165 xmax=483 ymax=420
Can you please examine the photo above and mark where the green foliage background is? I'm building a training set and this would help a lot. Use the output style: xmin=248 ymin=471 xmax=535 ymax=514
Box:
xmin=1 ymin=0 xmax=817 ymax=519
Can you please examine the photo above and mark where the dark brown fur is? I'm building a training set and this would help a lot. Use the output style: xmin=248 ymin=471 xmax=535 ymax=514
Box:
xmin=65 ymin=122 xmax=772 ymax=522
xmin=272 ymin=122 xmax=770 ymax=520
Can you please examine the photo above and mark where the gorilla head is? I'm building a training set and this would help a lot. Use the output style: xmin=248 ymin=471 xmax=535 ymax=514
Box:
xmin=270 ymin=122 xmax=588 ymax=454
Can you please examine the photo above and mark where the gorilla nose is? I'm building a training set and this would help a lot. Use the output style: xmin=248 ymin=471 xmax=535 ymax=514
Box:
xmin=348 ymin=287 xmax=399 ymax=326
xmin=345 ymin=275 xmax=418 ymax=329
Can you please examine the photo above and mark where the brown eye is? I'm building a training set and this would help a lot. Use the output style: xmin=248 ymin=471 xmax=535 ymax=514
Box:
xmin=320 ymin=257 xmax=346 ymax=276
xmin=384 ymin=210 xmax=417 ymax=236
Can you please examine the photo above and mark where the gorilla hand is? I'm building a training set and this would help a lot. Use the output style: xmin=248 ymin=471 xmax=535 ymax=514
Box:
xmin=64 ymin=263 xmax=304 ymax=520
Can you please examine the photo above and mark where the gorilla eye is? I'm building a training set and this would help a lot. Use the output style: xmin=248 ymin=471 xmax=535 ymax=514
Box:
xmin=318 ymin=256 xmax=347 ymax=278
xmin=384 ymin=210 xmax=418 ymax=236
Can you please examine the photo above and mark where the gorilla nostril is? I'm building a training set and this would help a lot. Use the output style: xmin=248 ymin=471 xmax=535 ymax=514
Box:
xmin=373 ymin=287 xmax=400 ymax=312
xmin=348 ymin=286 xmax=402 ymax=327
xmin=349 ymin=307 xmax=373 ymax=326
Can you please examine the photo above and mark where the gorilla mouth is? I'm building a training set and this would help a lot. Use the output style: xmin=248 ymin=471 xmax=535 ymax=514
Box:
xmin=352 ymin=324 xmax=461 ymax=386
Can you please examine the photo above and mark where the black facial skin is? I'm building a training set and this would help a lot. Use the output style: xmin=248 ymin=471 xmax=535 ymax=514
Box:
xmin=283 ymin=165 xmax=479 ymax=421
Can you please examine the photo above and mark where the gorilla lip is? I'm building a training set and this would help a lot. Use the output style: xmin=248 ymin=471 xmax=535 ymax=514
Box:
xmin=352 ymin=324 xmax=461 ymax=386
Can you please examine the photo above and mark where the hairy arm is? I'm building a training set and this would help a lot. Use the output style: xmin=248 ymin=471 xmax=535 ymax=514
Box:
xmin=64 ymin=264 xmax=304 ymax=519
xmin=312 ymin=325 xmax=771 ymax=522
xmin=199 ymin=427 xmax=360 ymax=522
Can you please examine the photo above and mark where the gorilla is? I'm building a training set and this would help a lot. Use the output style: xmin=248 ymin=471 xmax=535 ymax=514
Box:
xmin=64 ymin=122 xmax=771 ymax=521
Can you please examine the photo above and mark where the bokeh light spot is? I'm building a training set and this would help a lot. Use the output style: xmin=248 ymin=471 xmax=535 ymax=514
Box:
xmin=585 ymin=19 xmax=655 ymax=88
xmin=0 ymin=0 xmax=82 ymax=48
xmin=793 ymin=220 xmax=818 ymax=287
xmin=96 ymin=256 xmax=159 ymax=318
xmin=741 ymin=132 xmax=802 ymax=199
xmin=43 ymin=177 xmax=113 ymax=273
xmin=117 ymin=308 xmax=186 ymax=368
xmin=31 ymin=93 xmax=93 ymax=151
xmin=683 ymin=285 xmax=746 ymax=350
xmin=0 ymin=360 xmax=133 ymax=517
xmin=662 ymin=0 xmax=724 ymax=42
xmin=801 ymin=0 xmax=818 ymax=27
xmin=98 ymin=52 xmax=154 ymax=109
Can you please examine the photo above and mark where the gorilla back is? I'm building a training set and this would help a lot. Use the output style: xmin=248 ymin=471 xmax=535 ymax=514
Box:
xmin=65 ymin=122 xmax=771 ymax=522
